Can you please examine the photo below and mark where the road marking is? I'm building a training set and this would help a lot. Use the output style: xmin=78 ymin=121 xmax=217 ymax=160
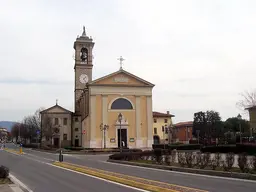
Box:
xmin=25 ymin=153 xmax=55 ymax=162
xmin=9 ymin=173 xmax=33 ymax=192
xmin=4 ymin=152 xmax=151 ymax=192
xmin=49 ymin=163 xmax=151 ymax=192
xmin=102 ymin=160 xmax=256 ymax=184
xmin=56 ymin=162 xmax=206 ymax=192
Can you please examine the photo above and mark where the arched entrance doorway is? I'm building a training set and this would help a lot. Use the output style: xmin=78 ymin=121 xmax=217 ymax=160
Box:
xmin=153 ymin=135 xmax=160 ymax=144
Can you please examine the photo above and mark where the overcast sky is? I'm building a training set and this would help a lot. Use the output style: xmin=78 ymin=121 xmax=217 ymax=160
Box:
xmin=1 ymin=0 xmax=256 ymax=123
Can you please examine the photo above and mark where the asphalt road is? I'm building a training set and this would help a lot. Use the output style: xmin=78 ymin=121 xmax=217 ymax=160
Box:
xmin=0 ymin=144 xmax=142 ymax=192
xmin=3 ymin=144 xmax=256 ymax=192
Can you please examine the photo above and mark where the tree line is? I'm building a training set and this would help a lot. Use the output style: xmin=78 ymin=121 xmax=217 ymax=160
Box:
xmin=11 ymin=107 xmax=57 ymax=145
xmin=192 ymin=90 xmax=256 ymax=143
xmin=192 ymin=110 xmax=250 ymax=140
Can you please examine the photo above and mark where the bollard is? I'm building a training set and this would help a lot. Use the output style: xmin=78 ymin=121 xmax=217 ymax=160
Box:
xmin=20 ymin=143 xmax=23 ymax=154
xmin=59 ymin=149 xmax=63 ymax=162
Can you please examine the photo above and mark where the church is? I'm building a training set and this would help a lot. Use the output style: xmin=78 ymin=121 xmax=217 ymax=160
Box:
xmin=40 ymin=27 xmax=155 ymax=149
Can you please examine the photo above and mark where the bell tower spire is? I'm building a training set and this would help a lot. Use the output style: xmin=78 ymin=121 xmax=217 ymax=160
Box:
xmin=73 ymin=26 xmax=95 ymax=112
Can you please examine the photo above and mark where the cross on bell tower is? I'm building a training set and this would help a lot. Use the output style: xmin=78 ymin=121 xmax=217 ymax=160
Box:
xmin=118 ymin=56 xmax=125 ymax=70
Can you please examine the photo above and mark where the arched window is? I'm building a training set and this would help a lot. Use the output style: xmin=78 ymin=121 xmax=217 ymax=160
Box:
xmin=111 ymin=98 xmax=133 ymax=110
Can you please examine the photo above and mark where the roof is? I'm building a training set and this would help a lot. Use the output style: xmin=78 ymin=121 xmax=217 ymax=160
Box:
xmin=40 ymin=104 xmax=73 ymax=114
xmin=174 ymin=121 xmax=193 ymax=127
xmin=88 ymin=68 xmax=155 ymax=87
xmin=245 ymin=105 xmax=256 ymax=110
xmin=153 ymin=111 xmax=175 ymax=118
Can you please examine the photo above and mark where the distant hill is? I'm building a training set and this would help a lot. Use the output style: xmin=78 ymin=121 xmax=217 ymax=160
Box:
xmin=0 ymin=121 xmax=17 ymax=132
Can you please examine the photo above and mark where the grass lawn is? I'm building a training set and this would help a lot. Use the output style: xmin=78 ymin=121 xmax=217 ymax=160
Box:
xmin=0 ymin=178 xmax=13 ymax=185
xmin=132 ymin=160 xmax=256 ymax=174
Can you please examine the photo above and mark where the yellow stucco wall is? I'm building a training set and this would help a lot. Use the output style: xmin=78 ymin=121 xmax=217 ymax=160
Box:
xmin=90 ymin=94 xmax=149 ymax=148
xmin=153 ymin=117 xmax=173 ymax=140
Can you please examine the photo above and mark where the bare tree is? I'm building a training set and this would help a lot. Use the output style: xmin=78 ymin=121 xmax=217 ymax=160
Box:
xmin=41 ymin=115 xmax=58 ymax=147
xmin=11 ymin=123 xmax=20 ymax=142
xmin=236 ymin=89 xmax=256 ymax=111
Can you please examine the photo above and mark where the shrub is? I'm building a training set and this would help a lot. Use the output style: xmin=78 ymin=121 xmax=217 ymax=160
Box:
xmin=164 ymin=150 xmax=172 ymax=165
xmin=153 ymin=144 xmax=201 ymax=151
xmin=198 ymin=152 xmax=210 ymax=169
xmin=238 ymin=153 xmax=249 ymax=172
xmin=194 ymin=152 xmax=202 ymax=167
xmin=108 ymin=150 xmax=152 ymax=161
xmin=250 ymin=155 xmax=256 ymax=171
xmin=210 ymin=153 xmax=221 ymax=170
xmin=223 ymin=152 xmax=235 ymax=171
xmin=154 ymin=149 xmax=163 ymax=164
xmin=177 ymin=152 xmax=186 ymax=167
xmin=171 ymin=150 xmax=177 ymax=164
xmin=64 ymin=147 xmax=84 ymax=151
xmin=0 ymin=166 xmax=9 ymax=178
xmin=185 ymin=152 xmax=196 ymax=168
xmin=201 ymin=145 xmax=236 ymax=153
xmin=201 ymin=144 xmax=256 ymax=155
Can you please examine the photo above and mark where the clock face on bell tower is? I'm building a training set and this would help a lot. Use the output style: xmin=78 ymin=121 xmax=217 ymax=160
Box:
xmin=73 ymin=26 xmax=95 ymax=112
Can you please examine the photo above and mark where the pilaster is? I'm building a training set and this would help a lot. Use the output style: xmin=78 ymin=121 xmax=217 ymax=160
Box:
xmin=102 ymin=95 xmax=108 ymax=148
xmin=135 ymin=96 xmax=142 ymax=148
xmin=146 ymin=96 xmax=153 ymax=148
xmin=90 ymin=95 xmax=96 ymax=148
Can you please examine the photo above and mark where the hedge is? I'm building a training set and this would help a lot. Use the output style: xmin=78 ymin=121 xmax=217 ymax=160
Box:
xmin=152 ymin=144 xmax=201 ymax=150
xmin=109 ymin=150 xmax=154 ymax=161
xmin=201 ymin=144 xmax=256 ymax=155
xmin=0 ymin=166 xmax=9 ymax=178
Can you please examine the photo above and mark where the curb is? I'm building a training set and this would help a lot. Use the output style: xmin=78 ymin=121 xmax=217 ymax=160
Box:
xmin=107 ymin=159 xmax=256 ymax=181
xmin=9 ymin=174 xmax=32 ymax=192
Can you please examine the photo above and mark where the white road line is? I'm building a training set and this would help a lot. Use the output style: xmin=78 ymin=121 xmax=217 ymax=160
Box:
xmin=9 ymin=173 xmax=33 ymax=192
xmin=101 ymin=161 xmax=256 ymax=184
xmin=7 ymin=151 xmax=149 ymax=192
xmin=48 ymin=163 xmax=150 ymax=192
xmin=25 ymin=153 xmax=55 ymax=162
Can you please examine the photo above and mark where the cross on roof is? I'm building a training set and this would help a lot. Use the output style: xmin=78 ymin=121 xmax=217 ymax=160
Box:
xmin=56 ymin=99 xmax=58 ymax=105
xmin=117 ymin=56 xmax=125 ymax=70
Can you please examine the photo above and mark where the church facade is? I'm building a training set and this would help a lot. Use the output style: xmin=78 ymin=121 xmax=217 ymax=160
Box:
xmin=40 ymin=28 xmax=155 ymax=149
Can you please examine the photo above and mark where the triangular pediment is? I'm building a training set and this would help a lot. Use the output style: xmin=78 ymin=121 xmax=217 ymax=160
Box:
xmin=40 ymin=105 xmax=73 ymax=114
xmin=89 ymin=69 xmax=154 ymax=87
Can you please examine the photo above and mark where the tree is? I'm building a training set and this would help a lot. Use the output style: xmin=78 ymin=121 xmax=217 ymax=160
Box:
xmin=11 ymin=123 xmax=21 ymax=142
xmin=41 ymin=115 xmax=57 ymax=147
xmin=224 ymin=117 xmax=250 ymax=133
xmin=193 ymin=110 xmax=223 ymax=143
xmin=236 ymin=89 xmax=256 ymax=111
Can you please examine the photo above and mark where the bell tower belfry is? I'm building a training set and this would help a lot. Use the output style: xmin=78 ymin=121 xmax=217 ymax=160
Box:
xmin=73 ymin=26 xmax=94 ymax=112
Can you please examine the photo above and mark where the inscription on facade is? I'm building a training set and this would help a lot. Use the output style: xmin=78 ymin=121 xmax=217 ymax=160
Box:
xmin=114 ymin=76 xmax=129 ymax=83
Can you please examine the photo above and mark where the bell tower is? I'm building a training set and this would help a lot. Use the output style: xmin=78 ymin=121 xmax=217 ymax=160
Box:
xmin=73 ymin=26 xmax=94 ymax=112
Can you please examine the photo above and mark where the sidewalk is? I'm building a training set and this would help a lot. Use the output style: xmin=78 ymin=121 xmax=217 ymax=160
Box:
xmin=0 ymin=183 xmax=23 ymax=192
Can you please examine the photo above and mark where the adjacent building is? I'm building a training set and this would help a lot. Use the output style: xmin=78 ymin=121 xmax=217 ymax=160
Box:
xmin=246 ymin=106 xmax=256 ymax=136
xmin=173 ymin=121 xmax=193 ymax=144
xmin=152 ymin=111 xmax=175 ymax=144
xmin=0 ymin=128 xmax=8 ymax=142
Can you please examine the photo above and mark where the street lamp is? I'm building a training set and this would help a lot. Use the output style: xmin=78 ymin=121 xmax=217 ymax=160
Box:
xmin=118 ymin=113 xmax=122 ymax=152
xmin=100 ymin=123 xmax=109 ymax=149
xmin=237 ymin=113 xmax=242 ymax=144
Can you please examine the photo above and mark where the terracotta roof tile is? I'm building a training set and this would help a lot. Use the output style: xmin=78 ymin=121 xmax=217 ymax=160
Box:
xmin=174 ymin=121 xmax=193 ymax=127
xmin=153 ymin=111 xmax=175 ymax=117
